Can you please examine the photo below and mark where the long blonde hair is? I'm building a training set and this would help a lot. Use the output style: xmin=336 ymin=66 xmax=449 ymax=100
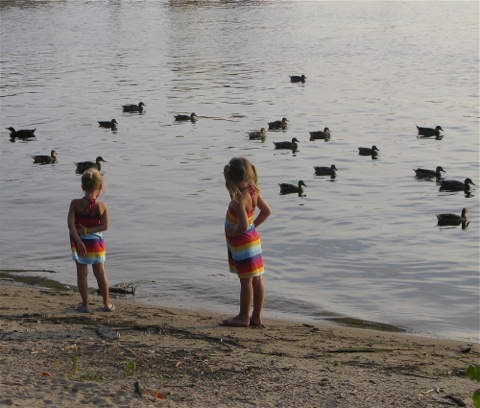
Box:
xmin=224 ymin=157 xmax=259 ymax=202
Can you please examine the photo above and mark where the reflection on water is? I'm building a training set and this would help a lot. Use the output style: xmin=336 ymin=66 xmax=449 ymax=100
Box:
xmin=0 ymin=0 xmax=478 ymax=341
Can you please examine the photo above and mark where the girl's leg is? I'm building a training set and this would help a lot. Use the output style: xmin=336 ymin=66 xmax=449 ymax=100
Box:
xmin=221 ymin=277 xmax=252 ymax=326
xmin=251 ymin=275 xmax=265 ymax=326
xmin=92 ymin=263 xmax=112 ymax=309
xmin=76 ymin=262 xmax=89 ymax=307
xmin=238 ymin=277 xmax=253 ymax=322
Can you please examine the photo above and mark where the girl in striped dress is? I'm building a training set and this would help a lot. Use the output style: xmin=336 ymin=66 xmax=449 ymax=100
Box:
xmin=221 ymin=157 xmax=272 ymax=327
xmin=68 ymin=168 xmax=114 ymax=313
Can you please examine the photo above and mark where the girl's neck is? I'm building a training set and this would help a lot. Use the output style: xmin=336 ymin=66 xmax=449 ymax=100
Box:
xmin=83 ymin=192 xmax=98 ymax=200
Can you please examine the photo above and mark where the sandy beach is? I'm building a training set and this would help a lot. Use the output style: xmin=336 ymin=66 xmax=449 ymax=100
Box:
xmin=0 ymin=282 xmax=478 ymax=408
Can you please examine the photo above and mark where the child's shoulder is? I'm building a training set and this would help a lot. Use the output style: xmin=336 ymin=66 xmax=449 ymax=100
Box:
xmin=70 ymin=198 xmax=83 ymax=206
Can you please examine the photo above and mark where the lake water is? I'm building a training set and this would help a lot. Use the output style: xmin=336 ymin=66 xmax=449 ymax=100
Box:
xmin=1 ymin=0 xmax=478 ymax=342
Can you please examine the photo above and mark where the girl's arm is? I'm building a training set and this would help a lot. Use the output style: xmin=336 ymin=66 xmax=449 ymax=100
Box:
xmin=253 ymin=193 xmax=272 ymax=229
xmin=226 ymin=194 xmax=250 ymax=237
xmin=67 ymin=201 xmax=86 ymax=256
xmin=79 ymin=202 xmax=109 ymax=234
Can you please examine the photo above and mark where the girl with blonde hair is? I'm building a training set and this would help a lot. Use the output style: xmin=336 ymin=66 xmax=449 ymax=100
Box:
xmin=67 ymin=168 xmax=114 ymax=313
xmin=221 ymin=157 xmax=272 ymax=327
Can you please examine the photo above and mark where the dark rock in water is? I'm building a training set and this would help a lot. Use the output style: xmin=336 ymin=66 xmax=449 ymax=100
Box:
xmin=98 ymin=283 xmax=135 ymax=295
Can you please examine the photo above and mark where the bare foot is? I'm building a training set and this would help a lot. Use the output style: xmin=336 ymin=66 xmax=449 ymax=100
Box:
xmin=219 ymin=316 xmax=249 ymax=327
xmin=250 ymin=318 xmax=265 ymax=328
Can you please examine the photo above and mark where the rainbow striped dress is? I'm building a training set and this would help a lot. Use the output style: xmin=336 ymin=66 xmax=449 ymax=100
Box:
xmin=225 ymin=203 xmax=264 ymax=279
xmin=70 ymin=198 xmax=106 ymax=264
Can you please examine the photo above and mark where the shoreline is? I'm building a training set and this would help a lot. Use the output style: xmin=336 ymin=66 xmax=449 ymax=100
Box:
xmin=0 ymin=269 xmax=476 ymax=343
xmin=1 ymin=281 xmax=479 ymax=407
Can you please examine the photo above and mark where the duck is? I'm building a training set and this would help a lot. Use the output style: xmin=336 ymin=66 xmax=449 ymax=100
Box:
xmin=249 ymin=128 xmax=267 ymax=141
xmin=174 ymin=113 xmax=197 ymax=121
xmin=268 ymin=117 xmax=288 ymax=130
xmin=358 ymin=146 xmax=379 ymax=156
xmin=279 ymin=180 xmax=307 ymax=195
xmin=414 ymin=166 xmax=445 ymax=179
xmin=122 ymin=102 xmax=145 ymax=113
xmin=309 ymin=128 xmax=331 ymax=141
xmin=436 ymin=208 xmax=468 ymax=226
xmin=290 ymin=75 xmax=306 ymax=83
xmin=314 ymin=164 xmax=338 ymax=176
xmin=439 ymin=178 xmax=475 ymax=192
xmin=75 ymin=156 xmax=107 ymax=174
xmin=274 ymin=137 xmax=299 ymax=151
xmin=6 ymin=127 xmax=36 ymax=138
xmin=98 ymin=119 xmax=118 ymax=129
xmin=32 ymin=150 xmax=57 ymax=164
xmin=416 ymin=125 xmax=443 ymax=138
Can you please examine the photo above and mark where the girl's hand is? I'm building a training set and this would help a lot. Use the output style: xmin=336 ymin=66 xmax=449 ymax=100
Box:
xmin=226 ymin=223 xmax=237 ymax=237
xmin=75 ymin=239 xmax=87 ymax=256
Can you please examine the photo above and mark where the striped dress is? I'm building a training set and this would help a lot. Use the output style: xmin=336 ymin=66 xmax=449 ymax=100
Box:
xmin=70 ymin=198 xmax=106 ymax=264
xmin=225 ymin=203 xmax=264 ymax=278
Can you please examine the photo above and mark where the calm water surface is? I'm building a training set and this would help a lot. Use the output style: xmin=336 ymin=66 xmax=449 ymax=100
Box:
xmin=1 ymin=0 xmax=479 ymax=341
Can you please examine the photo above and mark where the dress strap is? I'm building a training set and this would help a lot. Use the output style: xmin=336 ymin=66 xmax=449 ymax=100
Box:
xmin=83 ymin=197 xmax=96 ymax=213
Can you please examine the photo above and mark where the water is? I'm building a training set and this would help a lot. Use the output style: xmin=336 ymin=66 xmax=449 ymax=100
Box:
xmin=1 ymin=0 xmax=478 ymax=342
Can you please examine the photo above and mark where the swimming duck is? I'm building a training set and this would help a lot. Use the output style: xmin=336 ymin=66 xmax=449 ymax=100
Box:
xmin=98 ymin=119 xmax=118 ymax=129
xmin=6 ymin=127 xmax=36 ymax=138
xmin=436 ymin=208 xmax=468 ymax=226
xmin=279 ymin=180 xmax=307 ymax=195
xmin=358 ymin=146 xmax=379 ymax=156
xmin=268 ymin=117 xmax=288 ymax=130
xmin=309 ymin=128 xmax=331 ymax=141
xmin=439 ymin=178 xmax=475 ymax=192
xmin=75 ymin=156 xmax=107 ymax=174
xmin=249 ymin=128 xmax=267 ymax=141
xmin=32 ymin=150 xmax=57 ymax=164
xmin=314 ymin=164 xmax=337 ymax=176
xmin=290 ymin=75 xmax=306 ymax=83
xmin=174 ymin=113 xmax=197 ymax=121
xmin=274 ymin=137 xmax=299 ymax=151
xmin=414 ymin=166 xmax=445 ymax=179
xmin=122 ymin=102 xmax=145 ymax=113
xmin=416 ymin=125 xmax=443 ymax=138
